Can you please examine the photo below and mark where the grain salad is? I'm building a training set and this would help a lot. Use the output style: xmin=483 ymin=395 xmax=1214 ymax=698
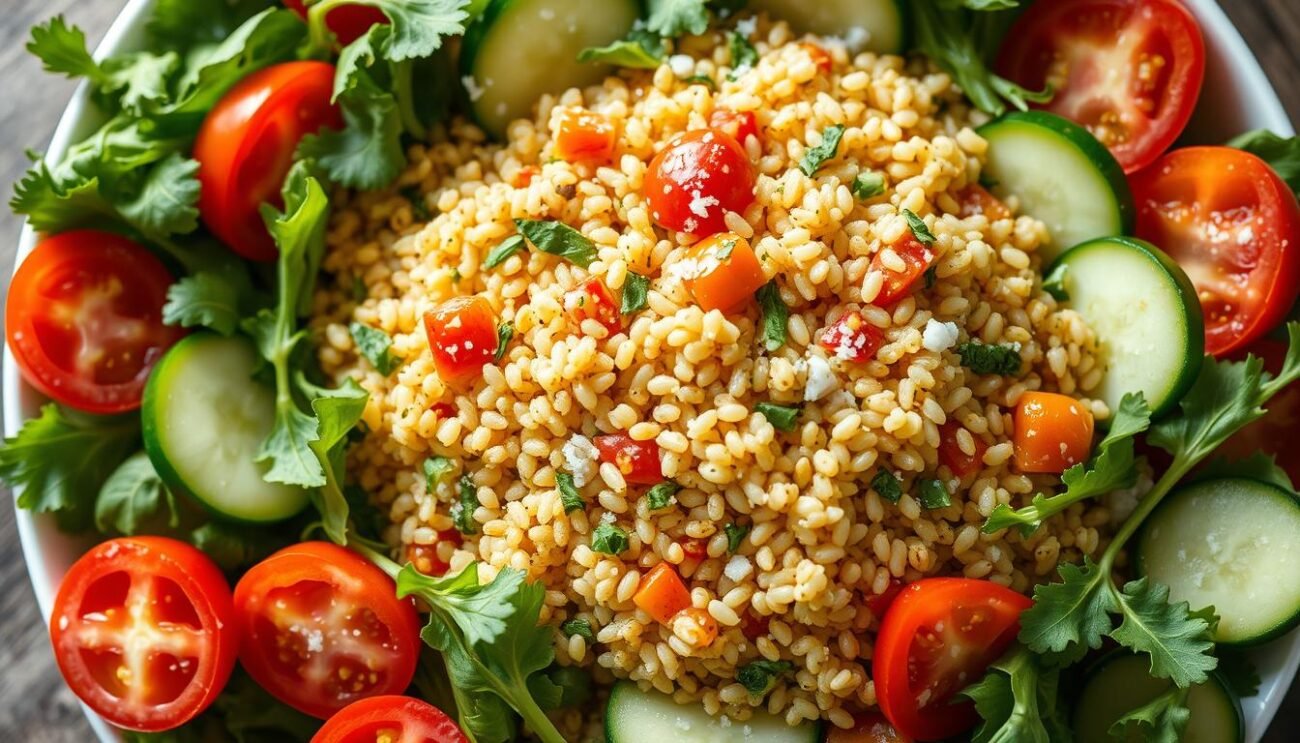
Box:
xmin=311 ymin=16 xmax=1111 ymax=733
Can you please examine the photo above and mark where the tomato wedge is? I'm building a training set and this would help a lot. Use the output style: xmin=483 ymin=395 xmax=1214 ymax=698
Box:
xmin=1131 ymin=146 xmax=1300 ymax=357
xmin=194 ymin=61 xmax=342 ymax=261
xmin=50 ymin=537 xmax=237 ymax=732
xmin=997 ymin=0 xmax=1205 ymax=173
xmin=233 ymin=542 xmax=422 ymax=719
xmin=5 ymin=230 xmax=185 ymax=414
xmin=873 ymin=578 xmax=1032 ymax=741
xmin=312 ymin=695 xmax=468 ymax=743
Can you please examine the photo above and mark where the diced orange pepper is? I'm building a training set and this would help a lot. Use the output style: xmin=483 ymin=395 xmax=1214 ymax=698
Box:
xmin=673 ymin=607 xmax=719 ymax=647
xmin=800 ymin=42 xmax=833 ymax=73
xmin=1013 ymin=391 xmax=1095 ymax=474
xmin=553 ymin=109 xmax=616 ymax=162
xmin=633 ymin=562 xmax=692 ymax=624
xmin=683 ymin=232 xmax=768 ymax=313
xmin=423 ymin=295 xmax=498 ymax=385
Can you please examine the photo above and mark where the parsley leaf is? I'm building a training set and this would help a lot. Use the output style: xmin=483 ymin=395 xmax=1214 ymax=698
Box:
xmin=163 ymin=261 xmax=255 ymax=337
xmin=310 ymin=0 xmax=469 ymax=62
xmin=453 ymin=475 xmax=480 ymax=535
xmin=852 ymin=171 xmax=886 ymax=200
xmin=495 ymin=321 xmax=514 ymax=364
xmin=755 ymin=401 xmax=800 ymax=431
xmin=799 ymin=124 xmax=845 ymax=176
xmin=736 ymin=660 xmax=794 ymax=696
xmin=578 ymin=30 xmax=666 ymax=69
xmin=871 ymin=470 xmax=903 ymax=503
xmin=350 ymin=322 xmax=401 ymax=375
xmin=484 ymin=234 xmax=527 ymax=269
xmin=646 ymin=0 xmax=711 ymax=37
xmin=1228 ymin=129 xmax=1300 ymax=196
xmin=918 ymin=479 xmax=952 ymax=509
xmin=902 ymin=208 xmax=936 ymax=245
xmin=591 ymin=523 xmax=630 ymax=554
xmin=561 ymin=618 xmax=595 ymax=641
xmin=956 ymin=342 xmax=1022 ymax=375
xmin=516 ymin=219 xmax=598 ymax=268
xmin=1109 ymin=685 xmax=1191 ymax=743
xmin=621 ymin=272 xmax=651 ymax=314
xmin=1019 ymin=557 xmax=1116 ymax=664
xmin=755 ymin=281 xmax=789 ymax=351
xmin=645 ymin=481 xmax=682 ymax=511
xmin=1109 ymin=579 xmax=1218 ymax=687
xmin=724 ymin=522 xmax=750 ymax=553
xmin=94 ymin=452 xmax=179 ymax=536
xmin=28 ymin=16 xmax=179 ymax=115
xmin=556 ymin=472 xmax=584 ymax=513
xmin=424 ymin=456 xmax=455 ymax=494
xmin=727 ymin=31 xmax=758 ymax=79
xmin=961 ymin=645 xmax=1068 ymax=743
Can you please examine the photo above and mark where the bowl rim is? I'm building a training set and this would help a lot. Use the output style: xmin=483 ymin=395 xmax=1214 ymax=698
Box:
xmin=4 ymin=0 xmax=1297 ymax=741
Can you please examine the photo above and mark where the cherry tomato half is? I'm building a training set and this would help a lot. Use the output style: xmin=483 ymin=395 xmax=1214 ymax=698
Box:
xmin=233 ymin=542 xmax=422 ymax=719
xmin=997 ymin=0 xmax=1205 ymax=174
xmin=6 ymin=230 xmax=185 ymax=414
xmin=646 ymin=128 xmax=755 ymax=235
xmin=194 ymin=61 xmax=342 ymax=261
xmin=873 ymin=578 xmax=1032 ymax=741
xmin=565 ymin=278 xmax=622 ymax=335
xmin=1131 ymin=146 xmax=1300 ymax=357
xmin=50 ymin=537 xmax=237 ymax=732
xmin=312 ymin=695 xmax=468 ymax=743
xmin=284 ymin=0 xmax=387 ymax=47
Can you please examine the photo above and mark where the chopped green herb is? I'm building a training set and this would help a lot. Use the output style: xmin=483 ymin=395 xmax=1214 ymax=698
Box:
xmin=621 ymin=272 xmax=650 ymax=314
xmin=682 ymin=74 xmax=716 ymax=90
xmin=423 ymin=456 xmax=455 ymax=494
xmin=495 ymin=321 xmax=514 ymax=364
xmin=755 ymin=281 xmax=788 ymax=352
xmin=736 ymin=660 xmax=794 ymax=696
xmin=957 ymin=342 xmax=1022 ymax=376
xmin=724 ymin=522 xmax=750 ymax=553
xmin=918 ymin=479 xmax=952 ymax=509
xmin=755 ymin=402 xmax=800 ymax=431
xmin=590 ymin=522 xmax=629 ymax=554
xmin=561 ymin=618 xmax=595 ymax=641
xmin=350 ymin=322 xmax=401 ymax=375
xmin=1042 ymin=263 xmax=1069 ymax=301
xmin=902 ymin=209 xmax=935 ymax=246
xmin=799 ymin=124 xmax=845 ymax=177
xmin=484 ymin=234 xmax=526 ymax=269
xmin=727 ymin=31 xmax=757 ymax=80
xmin=556 ymin=472 xmax=584 ymax=514
xmin=401 ymin=185 xmax=432 ymax=221
xmin=577 ymin=29 xmax=665 ymax=69
xmin=871 ymin=470 xmax=903 ymax=504
xmin=515 ymin=219 xmax=598 ymax=268
xmin=645 ymin=481 xmax=681 ymax=511
xmin=453 ymin=474 xmax=479 ymax=535
xmin=714 ymin=238 xmax=737 ymax=261
xmin=852 ymin=171 xmax=886 ymax=200
xmin=923 ymin=266 xmax=938 ymax=290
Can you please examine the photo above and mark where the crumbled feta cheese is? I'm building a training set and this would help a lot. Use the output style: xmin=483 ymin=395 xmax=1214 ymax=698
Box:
xmin=461 ymin=76 xmax=485 ymax=102
xmin=837 ymin=27 xmax=872 ymax=53
xmin=688 ymin=191 xmax=719 ymax=219
xmin=724 ymin=554 xmax=753 ymax=582
xmin=668 ymin=54 xmax=695 ymax=78
xmin=562 ymin=434 xmax=598 ymax=487
xmin=803 ymin=355 xmax=837 ymax=402
xmin=734 ymin=17 xmax=757 ymax=37
xmin=922 ymin=319 xmax=960 ymax=352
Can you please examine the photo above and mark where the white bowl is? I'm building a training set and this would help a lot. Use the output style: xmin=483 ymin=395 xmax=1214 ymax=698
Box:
xmin=5 ymin=0 xmax=1297 ymax=740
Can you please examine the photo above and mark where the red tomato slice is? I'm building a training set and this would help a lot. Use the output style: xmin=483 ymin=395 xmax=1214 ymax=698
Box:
xmin=594 ymin=434 xmax=663 ymax=485
xmin=1131 ymin=146 xmax=1300 ymax=357
xmin=194 ymin=61 xmax=342 ymax=261
xmin=423 ymin=295 xmax=500 ymax=385
xmin=645 ymin=128 xmax=755 ymax=235
xmin=233 ymin=542 xmax=422 ymax=719
xmin=997 ymin=0 xmax=1205 ymax=173
xmin=283 ymin=0 xmax=387 ymax=47
xmin=50 ymin=537 xmax=237 ymax=732
xmin=873 ymin=578 xmax=1032 ymax=741
xmin=5 ymin=230 xmax=184 ymax=414
xmin=312 ymin=695 xmax=467 ymax=743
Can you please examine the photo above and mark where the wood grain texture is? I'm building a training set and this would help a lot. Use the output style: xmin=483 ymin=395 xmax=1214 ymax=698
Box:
xmin=0 ymin=1 xmax=1298 ymax=740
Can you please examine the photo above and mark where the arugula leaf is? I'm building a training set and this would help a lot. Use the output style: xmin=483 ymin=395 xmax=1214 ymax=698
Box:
xmin=645 ymin=480 xmax=682 ymax=511
xmin=799 ymin=124 xmax=845 ymax=176
xmin=1228 ymin=129 xmax=1300 ymax=196
xmin=902 ymin=208 xmax=936 ymax=245
xmin=646 ymin=0 xmax=711 ymax=37
xmin=516 ymin=219 xmax=598 ymax=268
xmin=495 ymin=321 xmax=514 ymax=363
xmin=852 ymin=171 xmax=886 ymax=200
xmin=961 ymin=645 xmax=1065 ymax=743
xmin=453 ymin=475 xmax=480 ymax=534
xmin=985 ymin=393 xmax=1150 ymax=535
xmin=755 ymin=281 xmax=788 ymax=351
xmin=95 ymin=452 xmax=179 ymax=535
xmin=145 ymin=0 xmax=271 ymax=52
xmin=727 ymin=31 xmax=758 ymax=79
xmin=556 ymin=471 xmax=584 ymax=513
xmin=871 ymin=470 xmax=903 ymax=503
xmin=736 ymin=660 xmax=793 ymax=696
xmin=1109 ymin=686 xmax=1190 ymax=743
xmin=621 ymin=272 xmax=651 ymax=314
xmin=591 ymin=523 xmax=630 ymax=554
xmin=956 ymin=342 xmax=1022 ymax=375
xmin=755 ymin=401 xmax=800 ymax=431
xmin=724 ymin=522 xmax=749 ymax=553
xmin=484 ymin=234 xmax=526 ymax=269
xmin=349 ymin=322 xmax=401 ymax=375
xmin=578 ymin=30 xmax=666 ymax=69
xmin=918 ymin=479 xmax=952 ymax=509
xmin=0 ymin=405 xmax=139 ymax=532
xmin=561 ymin=618 xmax=595 ymax=641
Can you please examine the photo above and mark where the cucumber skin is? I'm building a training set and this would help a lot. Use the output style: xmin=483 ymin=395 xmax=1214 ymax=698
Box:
xmin=603 ymin=680 xmax=822 ymax=743
xmin=1048 ymin=236 xmax=1205 ymax=420
xmin=1136 ymin=477 xmax=1300 ymax=646
xmin=979 ymin=110 xmax=1136 ymax=244
xmin=141 ymin=333 xmax=308 ymax=526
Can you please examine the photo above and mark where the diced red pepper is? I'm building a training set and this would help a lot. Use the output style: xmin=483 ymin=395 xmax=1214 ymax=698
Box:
xmin=708 ymin=108 xmax=760 ymax=148
xmin=684 ymin=232 xmax=768 ymax=314
xmin=565 ymin=278 xmax=622 ymax=335
xmin=680 ymin=538 xmax=707 ymax=560
xmin=553 ymin=109 xmax=616 ymax=162
xmin=957 ymin=184 xmax=1012 ymax=221
xmin=819 ymin=310 xmax=884 ymax=362
xmin=428 ymin=402 xmax=457 ymax=418
xmin=865 ymin=579 xmax=905 ymax=618
xmin=938 ymin=421 xmax=989 ymax=478
xmin=869 ymin=234 xmax=934 ymax=306
xmin=405 ymin=530 xmax=463 ymax=577
xmin=594 ymin=434 xmax=663 ymax=484
xmin=512 ymin=165 xmax=540 ymax=188
xmin=424 ymin=295 xmax=498 ymax=385
xmin=800 ymin=42 xmax=833 ymax=73
xmin=740 ymin=612 xmax=770 ymax=641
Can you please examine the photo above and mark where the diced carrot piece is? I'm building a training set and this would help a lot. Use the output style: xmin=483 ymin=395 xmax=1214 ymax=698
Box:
xmin=634 ymin=562 xmax=692 ymax=624
xmin=938 ymin=421 xmax=989 ymax=478
xmin=553 ymin=109 xmax=616 ymax=162
xmin=683 ymin=232 xmax=768 ymax=313
xmin=673 ymin=607 xmax=719 ymax=647
xmin=958 ymin=184 xmax=1012 ymax=221
xmin=1013 ymin=391 xmax=1096 ymax=474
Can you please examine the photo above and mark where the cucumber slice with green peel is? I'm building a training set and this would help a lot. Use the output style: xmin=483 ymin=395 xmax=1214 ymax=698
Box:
xmin=604 ymin=681 xmax=821 ymax=743
xmin=1074 ymin=651 xmax=1242 ymax=743
xmin=978 ymin=111 xmax=1134 ymax=261
xmin=747 ymin=0 xmax=909 ymax=54
xmin=460 ymin=0 xmax=640 ymax=138
xmin=1049 ymin=236 xmax=1204 ymax=418
xmin=142 ymin=333 xmax=309 ymax=524
xmin=1138 ymin=477 xmax=1300 ymax=645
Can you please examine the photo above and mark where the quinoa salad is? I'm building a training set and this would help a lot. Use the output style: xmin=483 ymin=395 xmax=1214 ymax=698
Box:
xmin=7 ymin=2 xmax=1300 ymax=743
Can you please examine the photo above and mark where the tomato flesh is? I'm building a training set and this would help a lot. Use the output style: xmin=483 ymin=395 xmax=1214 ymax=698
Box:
xmin=873 ymin=578 xmax=1031 ymax=741
xmin=405 ymin=530 xmax=463 ymax=577
xmin=283 ymin=0 xmax=387 ymax=47
xmin=997 ymin=0 xmax=1205 ymax=173
xmin=423 ymin=296 xmax=500 ymax=385
xmin=938 ymin=422 xmax=989 ymax=479
xmin=234 ymin=542 xmax=422 ymax=719
xmin=50 ymin=538 xmax=236 ymax=732
xmin=565 ymin=278 xmax=622 ymax=335
xmin=6 ymin=230 xmax=184 ymax=414
xmin=645 ymin=128 xmax=755 ymax=235
xmin=594 ymin=434 xmax=663 ymax=485
xmin=312 ymin=695 xmax=468 ymax=743
xmin=820 ymin=310 xmax=884 ymax=362
xmin=1132 ymin=146 xmax=1300 ymax=357
xmin=708 ymin=109 xmax=760 ymax=149
xmin=870 ymin=235 xmax=933 ymax=306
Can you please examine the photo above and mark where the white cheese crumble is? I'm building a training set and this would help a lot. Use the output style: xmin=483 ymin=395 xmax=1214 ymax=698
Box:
xmin=803 ymin=355 xmax=837 ymax=402
xmin=734 ymin=17 xmax=757 ymax=37
xmin=688 ymin=191 xmax=719 ymax=219
xmin=922 ymin=319 xmax=960 ymax=352
xmin=668 ymin=54 xmax=695 ymax=78
xmin=827 ymin=27 xmax=872 ymax=54
xmin=562 ymin=434 xmax=598 ymax=487
xmin=724 ymin=554 xmax=753 ymax=582
xmin=461 ymin=75 xmax=485 ymax=102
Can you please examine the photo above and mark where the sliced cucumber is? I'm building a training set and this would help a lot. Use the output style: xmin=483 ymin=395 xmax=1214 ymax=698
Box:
xmin=1074 ymin=651 xmax=1242 ymax=743
xmin=747 ymin=0 xmax=909 ymax=54
xmin=1138 ymin=477 xmax=1300 ymax=645
xmin=604 ymin=681 xmax=820 ymax=743
xmin=978 ymin=111 xmax=1134 ymax=261
xmin=142 ymin=333 xmax=309 ymax=523
xmin=1049 ymin=236 xmax=1204 ymax=418
xmin=460 ymin=0 xmax=640 ymax=138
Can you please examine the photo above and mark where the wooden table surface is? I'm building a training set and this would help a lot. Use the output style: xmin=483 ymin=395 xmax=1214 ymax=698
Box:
xmin=2 ymin=1 xmax=1300 ymax=740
